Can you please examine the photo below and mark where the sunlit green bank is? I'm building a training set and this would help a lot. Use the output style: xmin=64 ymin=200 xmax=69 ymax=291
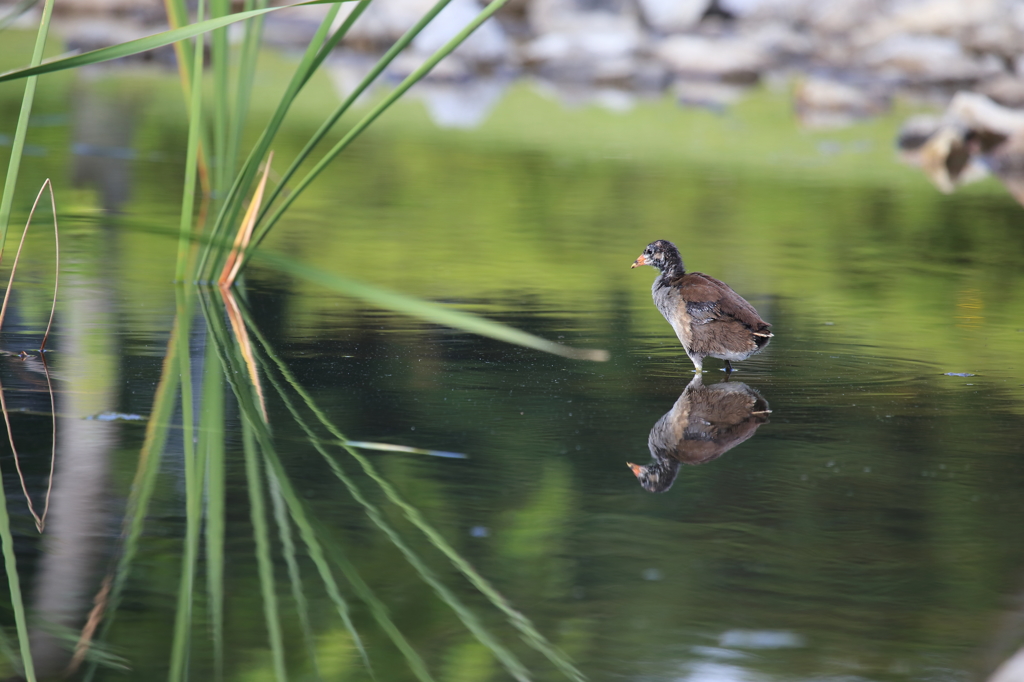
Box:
xmin=2 ymin=27 xmax=1024 ymax=682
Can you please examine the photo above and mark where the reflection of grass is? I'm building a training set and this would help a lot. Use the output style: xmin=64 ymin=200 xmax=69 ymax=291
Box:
xmin=208 ymin=287 xmax=585 ymax=680
xmin=64 ymin=286 xmax=589 ymax=679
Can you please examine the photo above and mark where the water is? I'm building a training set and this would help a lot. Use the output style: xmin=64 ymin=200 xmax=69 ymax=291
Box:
xmin=1 ymin=48 xmax=1024 ymax=682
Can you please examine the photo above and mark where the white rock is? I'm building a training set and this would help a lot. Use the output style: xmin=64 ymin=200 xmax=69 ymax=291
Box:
xmin=745 ymin=21 xmax=814 ymax=57
xmin=718 ymin=0 xmax=809 ymax=20
xmin=413 ymin=78 xmax=508 ymax=127
xmin=673 ymin=79 xmax=749 ymax=109
xmin=523 ymin=25 xmax=641 ymax=62
xmin=862 ymin=34 xmax=1004 ymax=81
xmin=342 ymin=0 xmax=441 ymax=45
xmin=528 ymin=0 xmax=641 ymax=36
xmin=656 ymin=35 xmax=771 ymax=78
xmin=794 ymin=76 xmax=887 ymax=128
xmin=635 ymin=0 xmax=708 ymax=33
xmin=412 ymin=0 xmax=509 ymax=63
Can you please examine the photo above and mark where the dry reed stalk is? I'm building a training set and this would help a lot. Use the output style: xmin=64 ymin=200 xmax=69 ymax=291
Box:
xmin=161 ymin=0 xmax=211 ymax=196
xmin=0 ymin=178 xmax=60 ymax=533
xmin=65 ymin=572 xmax=113 ymax=675
xmin=219 ymin=151 xmax=273 ymax=287
xmin=221 ymin=287 xmax=268 ymax=421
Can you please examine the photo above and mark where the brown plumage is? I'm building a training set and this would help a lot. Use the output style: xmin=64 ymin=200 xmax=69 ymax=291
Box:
xmin=627 ymin=374 xmax=771 ymax=493
xmin=632 ymin=239 xmax=772 ymax=372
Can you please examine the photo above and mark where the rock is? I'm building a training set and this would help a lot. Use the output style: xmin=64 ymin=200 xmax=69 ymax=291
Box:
xmin=717 ymin=0 xmax=809 ymax=22
xmin=523 ymin=27 xmax=640 ymax=63
xmin=388 ymin=51 xmax=474 ymax=80
xmin=413 ymin=0 xmax=509 ymax=63
xmin=794 ymin=76 xmax=888 ymax=128
xmin=54 ymin=16 xmax=165 ymax=55
xmin=412 ymin=77 xmax=509 ymax=127
xmin=673 ymin=78 xmax=750 ymax=110
xmin=862 ymin=0 xmax=1001 ymax=40
xmin=342 ymin=0 xmax=441 ymax=48
xmin=946 ymin=91 xmax=1024 ymax=136
xmin=861 ymin=34 xmax=1004 ymax=83
xmin=806 ymin=0 xmax=885 ymax=34
xmin=263 ymin=5 xmax=334 ymax=47
xmin=50 ymin=0 xmax=162 ymax=13
xmin=745 ymin=21 xmax=814 ymax=59
xmin=635 ymin=0 xmax=708 ymax=33
xmin=978 ymin=74 xmax=1024 ymax=108
xmin=655 ymin=35 xmax=771 ymax=81
xmin=527 ymin=0 xmax=641 ymax=36
xmin=897 ymin=92 xmax=1024 ymax=206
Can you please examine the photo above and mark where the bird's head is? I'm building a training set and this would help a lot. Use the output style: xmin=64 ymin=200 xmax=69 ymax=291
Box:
xmin=631 ymin=240 xmax=684 ymax=274
xmin=627 ymin=460 xmax=679 ymax=493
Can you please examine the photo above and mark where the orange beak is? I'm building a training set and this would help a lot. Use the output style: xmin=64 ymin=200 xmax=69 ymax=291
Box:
xmin=627 ymin=462 xmax=643 ymax=477
xmin=631 ymin=254 xmax=647 ymax=269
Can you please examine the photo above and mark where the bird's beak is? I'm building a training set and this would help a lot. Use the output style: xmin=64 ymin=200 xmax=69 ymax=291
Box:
xmin=631 ymin=254 xmax=647 ymax=269
xmin=627 ymin=462 xmax=643 ymax=477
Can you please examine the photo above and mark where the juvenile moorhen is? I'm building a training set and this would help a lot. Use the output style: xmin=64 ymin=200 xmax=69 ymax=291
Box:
xmin=632 ymin=239 xmax=772 ymax=372
xmin=627 ymin=374 xmax=770 ymax=493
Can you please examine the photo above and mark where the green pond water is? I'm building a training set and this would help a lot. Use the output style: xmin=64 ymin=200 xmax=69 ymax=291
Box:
xmin=1 ymin=36 xmax=1024 ymax=682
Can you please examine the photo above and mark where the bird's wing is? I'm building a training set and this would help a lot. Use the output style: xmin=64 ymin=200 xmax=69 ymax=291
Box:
xmin=674 ymin=273 xmax=770 ymax=331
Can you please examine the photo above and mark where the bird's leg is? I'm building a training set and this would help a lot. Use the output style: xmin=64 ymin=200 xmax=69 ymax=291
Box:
xmin=688 ymin=353 xmax=703 ymax=373
xmin=724 ymin=360 xmax=734 ymax=374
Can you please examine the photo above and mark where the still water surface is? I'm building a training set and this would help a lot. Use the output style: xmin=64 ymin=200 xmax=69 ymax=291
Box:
xmin=1 ymin=50 xmax=1024 ymax=682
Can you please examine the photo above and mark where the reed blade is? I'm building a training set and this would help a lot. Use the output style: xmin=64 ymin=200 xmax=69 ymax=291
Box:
xmin=197 ymin=1 xmax=348 ymax=279
xmin=0 ymin=0 xmax=52 ymax=267
xmin=0 ymin=0 xmax=40 ymax=31
xmin=268 ymin=471 xmax=323 ymax=681
xmin=168 ymin=286 xmax=200 ymax=682
xmin=242 ymin=420 xmax=289 ymax=682
xmin=253 ymin=249 xmax=608 ymax=361
xmin=0 ymin=0 xmax=346 ymax=84
xmin=200 ymin=342 xmax=227 ymax=681
xmin=219 ymin=152 xmax=274 ymax=287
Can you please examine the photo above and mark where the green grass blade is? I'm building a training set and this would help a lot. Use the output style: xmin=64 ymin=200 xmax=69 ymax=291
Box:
xmin=0 ymin=0 xmax=344 ymax=84
xmin=174 ymin=0 xmax=208 ymax=282
xmin=210 ymin=0 xmax=232 ymax=193
xmin=253 ymin=249 xmax=608 ymax=361
xmin=0 ymin=0 xmax=53 ymax=264
xmin=200 ymin=342 xmax=227 ymax=682
xmin=228 ymin=0 xmax=267 ymax=197
xmin=242 ymin=421 xmax=289 ymax=682
xmin=247 ymin=0 xmax=512 ymax=258
xmin=0 ymin=0 xmax=39 ymax=32
xmin=268 ymin=472 xmax=323 ymax=681
xmin=196 ymin=1 xmax=348 ymax=280
xmin=251 ymin=0 xmax=442 ymax=237
xmin=168 ymin=286 xmax=200 ymax=682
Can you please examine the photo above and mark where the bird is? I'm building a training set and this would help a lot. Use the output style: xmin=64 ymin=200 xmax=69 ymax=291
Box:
xmin=627 ymin=374 xmax=771 ymax=493
xmin=631 ymin=239 xmax=772 ymax=373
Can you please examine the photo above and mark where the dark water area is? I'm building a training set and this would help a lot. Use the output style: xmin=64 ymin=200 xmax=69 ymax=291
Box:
xmin=1 ymin=43 xmax=1024 ymax=682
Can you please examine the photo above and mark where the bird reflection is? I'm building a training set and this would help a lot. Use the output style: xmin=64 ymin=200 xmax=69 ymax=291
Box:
xmin=628 ymin=375 xmax=770 ymax=493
